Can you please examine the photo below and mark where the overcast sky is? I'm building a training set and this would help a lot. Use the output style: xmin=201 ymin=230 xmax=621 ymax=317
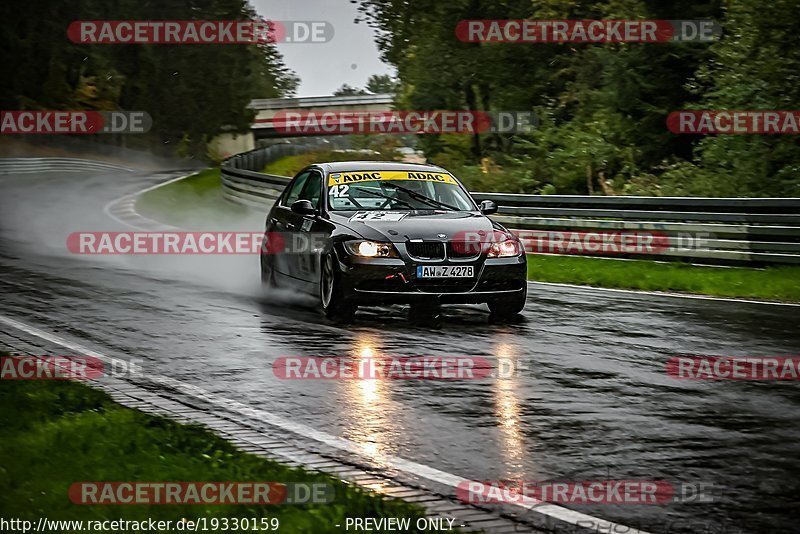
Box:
xmin=251 ymin=0 xmax=394 ymax=97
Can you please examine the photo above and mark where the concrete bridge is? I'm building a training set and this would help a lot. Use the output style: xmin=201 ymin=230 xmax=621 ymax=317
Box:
xmin=210 ymin=93 xmax=394 ymax=158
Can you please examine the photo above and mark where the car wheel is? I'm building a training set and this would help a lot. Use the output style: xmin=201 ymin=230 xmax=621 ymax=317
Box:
xmin=320 ymin=252 xmax=356 ymax=321
xmin=260 ymin=252 xmax=277 ymax=290
xmin=488 ymin=284 xmax=528 ymax=317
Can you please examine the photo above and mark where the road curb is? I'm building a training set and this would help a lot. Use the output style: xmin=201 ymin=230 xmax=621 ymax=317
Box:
xmin=0 ymin=317 xmax=559 ymax=534
xmin=103 ymin=171 xmax=199 ymax=231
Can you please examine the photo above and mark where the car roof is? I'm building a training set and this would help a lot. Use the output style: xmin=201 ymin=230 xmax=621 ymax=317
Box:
xmin=313 ymin=161 xmax=448 ymax=174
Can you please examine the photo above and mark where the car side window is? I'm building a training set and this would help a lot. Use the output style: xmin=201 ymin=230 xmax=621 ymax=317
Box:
xmin=299 ymin=171 xmax=322 ymax=209
xmin=282 ymin=171 xmax=311 ymax=207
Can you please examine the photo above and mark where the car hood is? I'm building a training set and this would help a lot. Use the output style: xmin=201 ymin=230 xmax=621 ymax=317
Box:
xmin=330 ymin=210 xmax=504 ymax=243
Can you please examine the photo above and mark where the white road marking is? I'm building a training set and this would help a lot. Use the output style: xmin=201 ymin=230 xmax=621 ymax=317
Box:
xmin=102 ymin=171 xmax=197 ymax=231
xmin=528 ymin=280 xmax=800 ymax=307
xmin=0 ymin=313 xmax=649 ymax=534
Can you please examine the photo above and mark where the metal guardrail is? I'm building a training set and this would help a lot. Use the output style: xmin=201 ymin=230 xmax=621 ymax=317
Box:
xmin=249 ymin=93 xmax=394 ymax=110
xmin=221 ymin=139 xmax=362 ymax=207
xmin=221 ymin=143 xmax=315 ymax=207
xmin=221 ymin=146 xmax=800 ymax=266
xmin=0 ymin=157 xmax=137 ymax=175
xmin=472 ymin=193 xmax=800 ymax=265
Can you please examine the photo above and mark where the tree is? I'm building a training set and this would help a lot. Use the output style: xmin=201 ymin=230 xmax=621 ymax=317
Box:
xmin=355 ymin=0 xmax=751 ymax=195
xmin=333 ymin=84 xmax=368 ymax=96
xmin=365 ymin=74 xmax=398 ymax=94
xmin=0 ymin=0 xmax=298 ymax=159
xmin=661 ymin=0 xmax=800 ymax=197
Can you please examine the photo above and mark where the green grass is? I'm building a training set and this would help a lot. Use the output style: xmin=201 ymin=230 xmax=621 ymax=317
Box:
xmin=136 ymin=168 xmax=251 ymax=228
xmin=261 ymin=153 xmax=320 ymax=176
xmin=0 ymin=377 xmax=443 ymax=532
xmin=527 ymin=254 xmax=800 ymax=302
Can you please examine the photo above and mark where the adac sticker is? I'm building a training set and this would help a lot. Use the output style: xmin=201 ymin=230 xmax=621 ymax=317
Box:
xmin=328 ymin=171 xmax=457 ymax=186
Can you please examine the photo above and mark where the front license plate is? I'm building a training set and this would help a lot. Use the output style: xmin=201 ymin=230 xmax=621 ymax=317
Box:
xmin=416 ymin=265 xmax=474 ymax=278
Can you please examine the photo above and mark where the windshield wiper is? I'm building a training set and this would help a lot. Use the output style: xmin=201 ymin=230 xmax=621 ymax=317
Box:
xmin=352 ymin=187 xmax=416 ymax=210
xmin=380 ymin=182 xmax=458 ymax=211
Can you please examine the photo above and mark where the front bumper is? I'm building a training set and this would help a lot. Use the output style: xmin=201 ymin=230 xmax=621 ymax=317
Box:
xmin=339 ymin=252 xmax=527 ymax=304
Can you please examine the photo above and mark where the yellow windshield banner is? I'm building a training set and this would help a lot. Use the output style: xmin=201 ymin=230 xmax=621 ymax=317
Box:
xmin=327 ymin=170 xmax=457 ymax=186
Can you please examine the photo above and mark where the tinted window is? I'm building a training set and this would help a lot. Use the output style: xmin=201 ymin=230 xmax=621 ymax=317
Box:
xmin=299 ymin=171 xmax=322 ymax=209
xmin=283 ymin=171 xmax=311 ymax=207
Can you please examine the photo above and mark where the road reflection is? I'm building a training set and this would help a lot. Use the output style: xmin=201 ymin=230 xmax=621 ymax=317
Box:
xmin=493 ymin=341 xmax=527 ymax=479
xmin=338 ymin=334 xmax=399 ymax=466
xmin=332 ymin=334 xmax=530 ymax=479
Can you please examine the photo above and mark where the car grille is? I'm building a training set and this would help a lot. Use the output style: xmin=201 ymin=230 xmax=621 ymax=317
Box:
xmin=414 ymin=279 xmax=477 ymax=293
xmin=446 ymin=241 xmax=482 ymax=259
xmin=406 ymin=241 xmax=445 ymax=260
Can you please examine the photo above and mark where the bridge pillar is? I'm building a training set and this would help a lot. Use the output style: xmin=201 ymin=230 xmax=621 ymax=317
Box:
xmin=208 ymin=132 xmax=255 ymax=160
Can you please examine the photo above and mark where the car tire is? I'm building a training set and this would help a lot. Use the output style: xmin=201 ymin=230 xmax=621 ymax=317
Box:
xmin=320 ymin=251 xmax=356 ymax=321
xmin=488 ymin=284 xmax=527 ymax=317
xmin=260 ymin=252 xmax=277 ymax=290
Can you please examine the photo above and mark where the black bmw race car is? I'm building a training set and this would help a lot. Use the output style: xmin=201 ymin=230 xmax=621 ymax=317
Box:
xmin=260 ymin=161 xmax=527 ymax=320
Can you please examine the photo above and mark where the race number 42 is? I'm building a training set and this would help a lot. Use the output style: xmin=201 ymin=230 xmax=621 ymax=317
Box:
xmin=329 ymin=184 xmax=350 ymax=197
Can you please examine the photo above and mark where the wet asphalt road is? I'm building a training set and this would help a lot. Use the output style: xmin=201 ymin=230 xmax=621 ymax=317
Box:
xmin=1 ymin=164 xmax=799 ymax=533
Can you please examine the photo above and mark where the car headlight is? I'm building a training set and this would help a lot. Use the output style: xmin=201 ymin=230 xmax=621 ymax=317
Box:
xmin=487 ymin=238 xmax=522 ymax=258
xmin=344 ymin=240 xmax=398 ymax=258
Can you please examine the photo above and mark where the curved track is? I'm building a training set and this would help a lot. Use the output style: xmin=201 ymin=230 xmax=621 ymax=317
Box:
xmin=1 ymin=164 xmax=799 ymax=533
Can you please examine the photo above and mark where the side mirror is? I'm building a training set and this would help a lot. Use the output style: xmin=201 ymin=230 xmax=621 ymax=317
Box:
xmin=291 ymin=199 xmax=316 ymax=216
xmin=479 ymin=200 xmax=498 ymax=215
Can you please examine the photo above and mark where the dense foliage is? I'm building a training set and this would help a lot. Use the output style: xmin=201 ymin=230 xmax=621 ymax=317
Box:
xmin=356 ymin=0 xmax=800 ymax=196
xmin=333 ymin=74 xmax=399 ymax=95
xmin=0 ymin=0 xmax=298 ymax=158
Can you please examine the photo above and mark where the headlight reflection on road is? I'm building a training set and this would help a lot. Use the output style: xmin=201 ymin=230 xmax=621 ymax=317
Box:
xmin=339 ymin=335 xmax=401 ymax=465
xmin=357 ymin=343 xmax=379 ymax=404
xmin=493 ymin=342 xmax=527 ymax=479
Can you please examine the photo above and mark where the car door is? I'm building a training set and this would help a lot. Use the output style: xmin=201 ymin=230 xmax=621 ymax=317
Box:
xmin=271 ymin=170 xmax=311 ymax=277
xmin=293 ymin=169 xmax=325 ymax=284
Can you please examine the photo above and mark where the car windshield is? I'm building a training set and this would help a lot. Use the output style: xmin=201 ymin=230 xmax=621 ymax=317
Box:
xmin=327 ymin=170 xmax=475 ymax=211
